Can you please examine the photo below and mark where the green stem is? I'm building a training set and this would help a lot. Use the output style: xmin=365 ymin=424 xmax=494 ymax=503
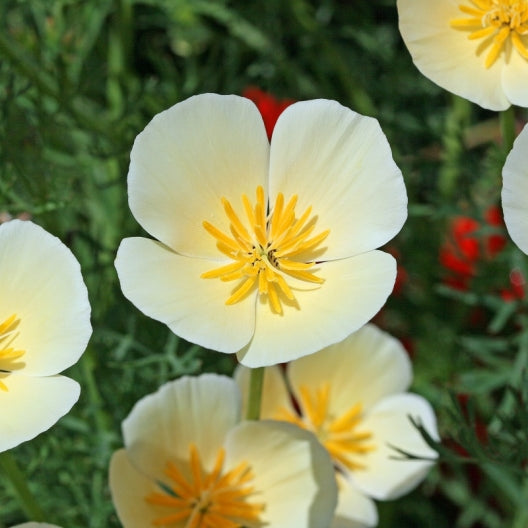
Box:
xmin=500 ymin=106 xmax=516 ymax=154
xmin=0 ymin=451 xmax=46 ymax=521
xmin=438 ymin=95 xmax=471 ymax=198
xmin=246 ymin=367 xmax=265 ymax=421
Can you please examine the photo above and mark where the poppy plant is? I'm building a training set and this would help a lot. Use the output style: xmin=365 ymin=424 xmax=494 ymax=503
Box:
xmin=503 ymin=124 xmax=528 ymax=254
xmin=398 ymin=0 xmax=528 ymax=110
xmin=0 ymin=220 xmax=91 ymax=452
xmin=115 ymin=93 xmax=407 ymax=367
xmin=236 ymin=325 xmax=438 ymax=528
xmin=109 ymin=374 xmax=337 ymax=528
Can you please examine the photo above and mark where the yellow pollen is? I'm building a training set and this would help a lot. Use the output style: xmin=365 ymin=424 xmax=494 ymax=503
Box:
xmin=0 ymin=314 xmax=25 ymax=392
xmin=274 ymin=383 xmax=375 ymax=472
xmin=201 ymin=185 xmax=330 ymax=315
xmin=145 ymin=444 xmax=265 ymax=528
xmin=450 ymin=0 xmax=528 ymax=67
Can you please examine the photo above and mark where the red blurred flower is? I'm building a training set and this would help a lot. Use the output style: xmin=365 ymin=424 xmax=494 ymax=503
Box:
xmin=440 ymin=206 xmax=507 ymax=290
xmin=500 ymin=268 xmax=525 ymax=301
xmin=242 ymin=87 xmax=295 ymax=139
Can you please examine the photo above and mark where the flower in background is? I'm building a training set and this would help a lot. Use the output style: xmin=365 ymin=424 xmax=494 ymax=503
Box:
xmin=0 ymin=220 xmax=92 ymax=452
xmin=503 ymin=124 xmax=528 ymax=254
xmin=109 ymin=374 xmax=337 ymax=528
xmin=115 ymin=93 xmax=407 ymax=367
xmin=242 ymin=87 xmax=294 ymax=139
xmin=397 ymin=0 xmax=528 ymax=110
xmin=440 ymin=206 xmax=507 ymax=291
xmin=10 ymin=524 xmax=63 ymax=527
xmin=236 ymin=325 xmax=438 ymax=528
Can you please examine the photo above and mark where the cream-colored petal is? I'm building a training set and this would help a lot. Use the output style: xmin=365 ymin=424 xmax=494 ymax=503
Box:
xmin=502 ymin=125 xmax=528 ymax=254
xmin=502 ymin=49 xmax=528 ymax=108
xmin=352 ymin=394 xmax=438 ymax=500
xmin=237 ymin=251 xmax=396 ymax=367
xmin=122 ymin=374 xmax=241 ymax=481
xmin=11 ymin=522 xmax=60 ymax=528
xmin=288 ymin=324 xmax=412 ymax=417
xmin=109 ymin=449 xmax=170 ymax=528
xmin=128 ymin=93 xmax=269 ymax=256
xmin=0 ymin=374 xmax=79 ymax=452
xmin=397 ymin=0 xmax=510 ymax=110
xmin=269 ymin=100 xmax=406 ymax=259
xmin=224 ymin=420 xmax=337 ymax=528
xmin=0 ymin=220 xmax=91 ymax=376
xmin=234 ymin=365 xmax=293 ymax=419
xmin=115 ymin=237 xmax=255 ymax=353
xmin=332 ymin=473 xmax=378 ymax=528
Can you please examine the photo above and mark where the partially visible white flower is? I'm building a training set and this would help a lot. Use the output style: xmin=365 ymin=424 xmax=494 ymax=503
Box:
xmin=10 ymin=524 xmax=62 ymax=527
xmin=0 ymin=220 xmax=92 ymax=452
xmin=115 ymin=93 xmax=407 ymax=368
xmin=397 ymin=0 xmax=528 ymax=110
xmin=236 ymin=324 xmax=438 ymax=528
xmin=503 ymin=124 xmax=528 ymax=254
xmin=109 ymin=374 xmax=337 ymax=528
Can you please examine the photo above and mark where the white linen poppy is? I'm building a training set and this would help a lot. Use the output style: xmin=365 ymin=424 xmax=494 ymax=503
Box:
xmin=0 ymin=220 xmax=91 ymax=452
xmin=109 ymin=374 xmax=337 ymax=528
xmin=115 ymin=93 xmax=407 ymax=367
xmin=10 ymin=524 xmax=62 ymax=527
xmin=397 ymin=0 xmax=528 ymax=110
xmin=236 ymin=324 xmax=438 ymax=528
xmin=502 ymin=124 xmax=528 ymax=254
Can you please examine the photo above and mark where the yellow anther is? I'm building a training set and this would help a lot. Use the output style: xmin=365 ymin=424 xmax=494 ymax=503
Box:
xmin=451 ymin=0 xmax=528 ymax=67
xmin=276 ymin=384 xmax=375 ymax=472
xmin=201 ymin=186 xmax=329 ymax=314
xmin=146 ymin=444 xmax=264 ymax=527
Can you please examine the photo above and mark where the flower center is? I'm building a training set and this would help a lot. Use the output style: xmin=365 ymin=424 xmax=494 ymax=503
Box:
xmin=145 ymin=444 xmax=264 ymax=528
xmin=201 ymin=185 xmax=330 ymax=315
xmin=451 ymin=0 xmax=528 ymax=67
xmin=0 ymin=314 xmax=25 ymax=392
xmin=274 ymin=383 xmax=375 ymax=472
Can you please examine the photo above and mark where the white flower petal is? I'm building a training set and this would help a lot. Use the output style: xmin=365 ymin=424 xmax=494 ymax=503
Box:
xmin=109 ymin=449 xmax=165 ymax=528
xmin=128 ymin=93 xmax=269 ymax=256
xmin=397 ymin=0 xmax=511 ymax=110
xmin=269 ymin=100 xmax=406 ymax=258
xmin=502 ymin=50 xmax=528 ymax=108
xmin=115 ymin=237 xmax=255 ymax=353
xmin=224 ymin=420 xmax=337 ymax=528
xmin=237 ymin=251 xmax=396 ymax=367
xmin=122 ymin=374 xmax=241 ymax=480
xmin=502 ymin=125 xmax=528 ymax=254
xmin=0 ymin=220 xmax=91 ymax=376
xmin=234 ymin=365 xmax=292 ymax=419
xmin=353 ymin=393 xmax=438 ymax=500
xmin=11 ymin=522 xmax=60 ymax=528
xmin=332 ymin=473 xmax=378 ymax=528
xmin=287 ymin=324 xmax=412 ymax=416
xmin=0 ymin=374 xmax=79 ymax=452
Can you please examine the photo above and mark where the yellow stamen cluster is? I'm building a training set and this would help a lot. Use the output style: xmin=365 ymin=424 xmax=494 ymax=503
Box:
xmin=275 ymin=383 xmax=375 ymax=472
xmin=0 ymin=314 xmax=24 ymax=392
xmin=146 ymin=444 xmax=264 ymax=528
xmin=201 ymin=185 xmax=329 ymax=315
xmin=451 ymin=0 xmax=528 ymax=68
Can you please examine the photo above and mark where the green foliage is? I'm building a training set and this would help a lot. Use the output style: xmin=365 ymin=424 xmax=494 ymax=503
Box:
xmin=1 ymin=0 xmax=528 ymax=527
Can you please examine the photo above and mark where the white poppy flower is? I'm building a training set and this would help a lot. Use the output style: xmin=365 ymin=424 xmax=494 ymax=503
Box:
xmin=10 ymin=524 xmax=62 ymax=527
xmin=0 ymin=220 xmax=91 ymax=452
xmin=397 ymin=0 xmax=528 ymax=110
xmin=115 ymin=93 xmax=407 ymax=367
xmin=236 ymin=325 xmax=438 ymax=528
xmin=109 ymin=374 xmax=337 ymax=528
xmin=502 ymin=124 xmax=528 ymax=253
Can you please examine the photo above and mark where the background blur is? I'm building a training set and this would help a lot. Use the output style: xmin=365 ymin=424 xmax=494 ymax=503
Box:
xmin=1 ymin=1 xmax=528 ymax=527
